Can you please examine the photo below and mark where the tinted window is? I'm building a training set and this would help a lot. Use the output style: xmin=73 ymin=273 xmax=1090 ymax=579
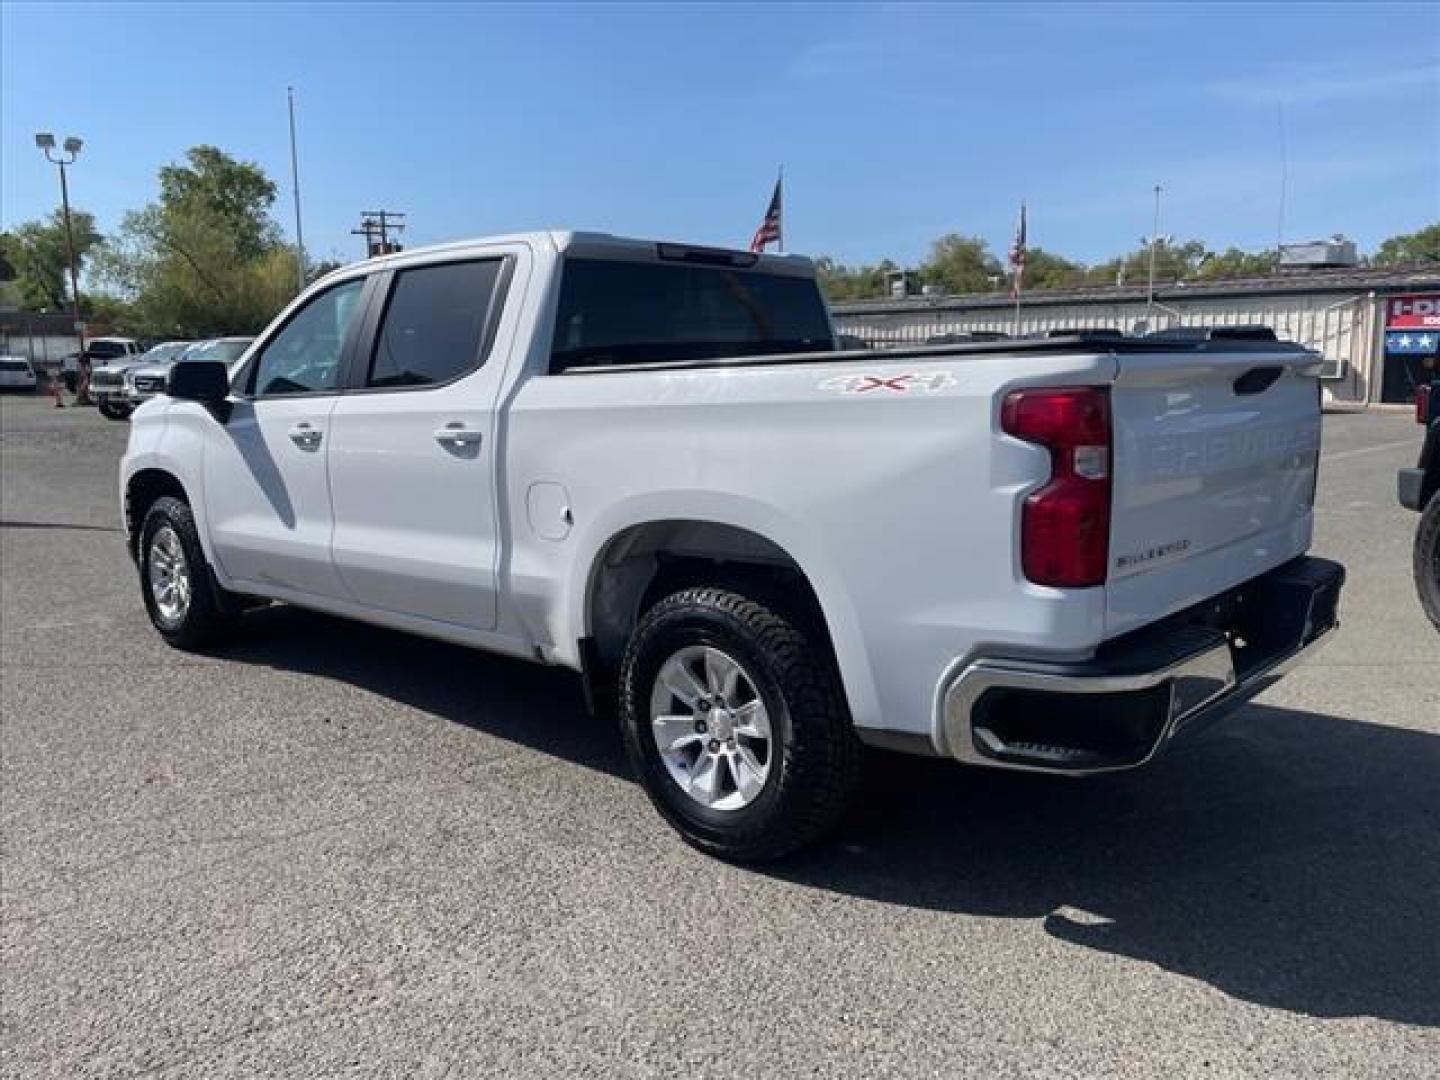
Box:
xmin=550 ymin=258 xmax=833 ymax=371
xmin=86 ymin=341 xmax=128 ymax=359
xmin=368 ymin=260 xmax=503 ymax=388
xmin=138 ymin=342 xmax=190 ymax=364
xmin=204 ymin=339 xmax=253 ymax=364
xmin=1 ymin=360 xmax=29 ymax=372
xmin=251 ymin=280 xmax=364 ymax=396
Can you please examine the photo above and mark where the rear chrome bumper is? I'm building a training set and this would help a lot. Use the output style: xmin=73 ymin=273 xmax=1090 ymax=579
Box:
xmin=940 ymin=557 xmax=1344 ymax=775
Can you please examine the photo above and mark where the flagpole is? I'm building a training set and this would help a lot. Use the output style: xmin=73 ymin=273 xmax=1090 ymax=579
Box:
xmin=778 ymin=165 xmax=784 ymax=253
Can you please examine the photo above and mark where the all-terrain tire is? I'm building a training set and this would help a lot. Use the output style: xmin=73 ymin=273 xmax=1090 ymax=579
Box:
xmin=619 ymin=586 xmax=862 ymax=862
xmin=1414 ymin=492 xmax=1440 ymax=633
xmin=138 ymin=496 xmax=239 ymax=650
xmin=98 ymin=400 xmax=133 ymax=421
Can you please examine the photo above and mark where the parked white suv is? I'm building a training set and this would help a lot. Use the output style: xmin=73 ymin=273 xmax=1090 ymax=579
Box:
xmin=120 ymin=231 xmax=1344 ymax=859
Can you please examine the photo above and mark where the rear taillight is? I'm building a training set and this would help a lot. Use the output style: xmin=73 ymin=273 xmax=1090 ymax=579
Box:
xmin=1001 ymin=387 xmax=1112 ymax=588
xmin=1417 ymin=383 xmax=1432 ymax=425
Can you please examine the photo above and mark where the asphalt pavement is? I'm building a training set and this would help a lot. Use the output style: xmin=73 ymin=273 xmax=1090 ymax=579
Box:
xmin=2 ymin=391 xmax=1437 ymax=1079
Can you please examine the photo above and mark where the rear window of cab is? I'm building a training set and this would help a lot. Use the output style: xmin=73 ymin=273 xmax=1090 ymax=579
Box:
xmin=550 ymin=258 xmax=833 ymax=372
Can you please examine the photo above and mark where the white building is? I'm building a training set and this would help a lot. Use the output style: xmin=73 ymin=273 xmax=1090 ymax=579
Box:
xmin=831 ymin=266 xmax=1440 ymax=407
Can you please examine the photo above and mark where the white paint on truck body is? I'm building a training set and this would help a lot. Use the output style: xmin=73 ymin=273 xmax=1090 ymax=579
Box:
xmin=121 ymin=230 xmax=1321 ymax=752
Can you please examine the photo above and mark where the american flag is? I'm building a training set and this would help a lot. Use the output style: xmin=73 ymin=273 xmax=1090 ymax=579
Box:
xmin=749 ymin=175 xmax=783 ymax=253
xmin=1009 ymin=202 xmax=1027 ymax=298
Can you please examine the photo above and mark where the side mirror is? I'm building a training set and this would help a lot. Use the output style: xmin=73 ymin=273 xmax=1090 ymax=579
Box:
xmin=167 ymin=360 xmax=230 ymax=406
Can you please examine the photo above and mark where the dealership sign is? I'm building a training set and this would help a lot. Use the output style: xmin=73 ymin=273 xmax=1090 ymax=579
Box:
xmin=1386 ymin=293 xmax=1440 ymax=329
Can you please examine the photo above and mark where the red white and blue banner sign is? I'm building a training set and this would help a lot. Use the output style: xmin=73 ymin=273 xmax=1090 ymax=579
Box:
xmin=1385 ymin=330 xmax=1438 ymax=355
xmin=1386 ymin=293 xmax=1440 ymax=329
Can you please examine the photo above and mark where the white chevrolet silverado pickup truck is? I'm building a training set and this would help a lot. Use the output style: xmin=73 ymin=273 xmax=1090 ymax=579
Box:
xmin=121 ymin=231 xmax=1344 ymax=860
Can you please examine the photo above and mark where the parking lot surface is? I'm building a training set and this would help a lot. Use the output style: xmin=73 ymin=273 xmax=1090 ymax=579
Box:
xmin=2 ymin=392 xmax=1437 ymax=1079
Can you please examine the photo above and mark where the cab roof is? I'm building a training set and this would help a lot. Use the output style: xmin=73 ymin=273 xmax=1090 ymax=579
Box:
xmin=347 ymin=230 xmax=817 ymax=279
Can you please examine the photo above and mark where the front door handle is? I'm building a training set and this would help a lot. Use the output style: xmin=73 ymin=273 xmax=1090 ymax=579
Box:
xmin=434 ymin=424 xmax=483 ymax=449
xmin=288 ymin=422 xmax=323 ymax=451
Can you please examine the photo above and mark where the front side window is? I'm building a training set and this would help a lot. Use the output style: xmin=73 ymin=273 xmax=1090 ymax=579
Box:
xmin=368 ymin=259 xmax=503 ymax=388
xmin=250 ymin=279 xmax=365 ymax=396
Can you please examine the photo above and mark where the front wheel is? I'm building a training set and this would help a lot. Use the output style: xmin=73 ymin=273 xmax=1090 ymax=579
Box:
xmin=619 ymin=586 xmax=861 ymax=862
xmin=1414 ymin=492 xmax=1440 ymax=632
xmin=98 ymin=400 xmax=133 ymax=421
xmin=138 ymin=497 xmax=238 ymax=650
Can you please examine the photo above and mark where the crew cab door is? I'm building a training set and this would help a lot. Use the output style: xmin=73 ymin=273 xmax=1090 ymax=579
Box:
xmin=325 ymin=250 xmax=521 ymax=630
xmin=202 ymin=276 xmax=370 ymax=598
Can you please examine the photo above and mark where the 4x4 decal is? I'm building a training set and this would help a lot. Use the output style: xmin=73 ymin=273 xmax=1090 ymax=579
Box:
xmin=819 ymin=371 xmax=957 ymax=394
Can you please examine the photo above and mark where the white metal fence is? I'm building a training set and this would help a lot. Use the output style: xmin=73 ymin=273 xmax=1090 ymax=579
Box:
xmin=832 ymin=290 xmax=1378 ymax=400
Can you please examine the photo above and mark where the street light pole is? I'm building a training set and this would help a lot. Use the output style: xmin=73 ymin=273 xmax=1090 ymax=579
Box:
xmin=35 ymin=133 xmax=88 ymax=403
xmin=288 ymin=86 xmax=307 ymax=293
xmin=1145 ymin=183 xmax=1162 ymax=327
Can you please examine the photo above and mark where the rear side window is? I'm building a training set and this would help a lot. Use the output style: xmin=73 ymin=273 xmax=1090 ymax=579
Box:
xmin=368 ymin=259 xmax=504 ymax=388
xmin=550 ymin=258 xmax=833 ymax=371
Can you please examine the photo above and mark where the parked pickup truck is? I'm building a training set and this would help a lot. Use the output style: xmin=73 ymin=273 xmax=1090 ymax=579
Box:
xmin=121 ymin=231 xmax=1344 ymax=860
xmin=91 ymin=340 xmax=192 ymax=420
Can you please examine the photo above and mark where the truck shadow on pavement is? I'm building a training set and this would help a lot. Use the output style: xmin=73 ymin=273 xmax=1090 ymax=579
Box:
xmin=229 ymin=604 xmax=626 ymax=778
xmin=782 ymin=711 xmax=1440 ymax=1029
xmin=226 ymin=605 xmax=1437 ymax=1028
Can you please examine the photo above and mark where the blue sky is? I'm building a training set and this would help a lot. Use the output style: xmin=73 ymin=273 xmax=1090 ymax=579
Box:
xmin=3 ymin=2 xmax=1436 ymax=272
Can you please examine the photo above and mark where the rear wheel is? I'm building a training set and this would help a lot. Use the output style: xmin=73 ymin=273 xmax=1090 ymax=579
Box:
xmin=98 ymin=400 xmax=133 ymax=420
xmin=139 ymin=497 xmax=238 ymax=650
xmin=619 ymin=586 xmax=861 ymax=862
xmin=1414 ymin=492 xmax=1440 ymax=632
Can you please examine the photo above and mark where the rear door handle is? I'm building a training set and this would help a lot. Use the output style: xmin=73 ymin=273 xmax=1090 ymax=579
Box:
xmin=288 ymin=422 xmax=323 ymax=451
xmin=434 ymin=424 xmax=483 ymax=449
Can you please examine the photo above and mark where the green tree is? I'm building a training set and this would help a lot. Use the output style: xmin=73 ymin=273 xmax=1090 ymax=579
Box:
xmin=918 ymin=234 xmax=1004 ymax=295
xmin=158 ymin=145 xmax=280 ymax=260
xmin=1019 ymin=247 xmax=1087 ymax=290
xmin=0 ymin=209 xmax=103 ymax=310
xmin=306 ymin=258 xmax=346 ymax=284
xmin=814 ymin=256 xmax=898 ymax=301
xmin=82 ymin=292 xmax=138 ymax=332
xmin=97 ymin=146 xmax=294 ymax=337
xmin=0 ymin=235 xmax=17 ymax=282
xmin=1195 ymin=247 xmax=1278 ymax=280
xmin=1371 ymin=223 xmax=1440 ymax=267
xmin=1085 ymin=238 xmax=1209 ymax=287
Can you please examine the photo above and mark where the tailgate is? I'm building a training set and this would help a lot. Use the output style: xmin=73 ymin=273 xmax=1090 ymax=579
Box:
xmin=1105 ymin=346 xmax=1321 ymax=637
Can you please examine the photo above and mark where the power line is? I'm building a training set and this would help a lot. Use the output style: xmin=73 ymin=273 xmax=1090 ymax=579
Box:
xmin=352 ymin=210 xmax=406 ymax=258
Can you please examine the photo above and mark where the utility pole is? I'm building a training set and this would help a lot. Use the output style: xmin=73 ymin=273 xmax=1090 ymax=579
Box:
xmin=1145 ymin=183 xmax=1162 ymax=326
xmin=288 ymin=87 xmax=306 ymax=293
xmin=352 ymin=210 xmax=406 ymax=258
xmin=35 ymin=133 xmax=88 ymax=403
